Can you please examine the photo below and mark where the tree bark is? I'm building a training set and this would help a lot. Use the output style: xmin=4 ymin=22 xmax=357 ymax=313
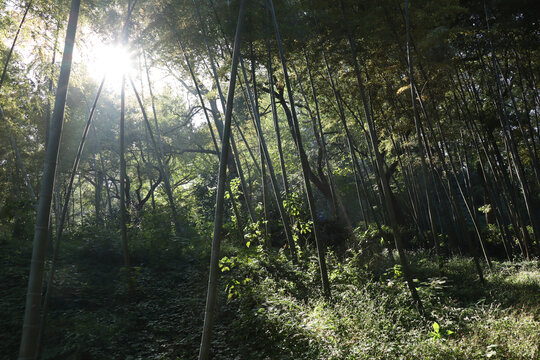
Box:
xmin=18 ymin=1 xmax=80 ymax=358
xmin=198 ymin=2 xmax=246 ymax=358
xmin=36 ymin=77 xmax=105 ymax=358
xmin=268 ymin=0 xmax=331 ymax=298
xmin=338 ymin=0 xmax=423 ymax=315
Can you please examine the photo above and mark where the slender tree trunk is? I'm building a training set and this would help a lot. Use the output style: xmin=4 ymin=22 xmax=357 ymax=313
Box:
xmin=192 ymin=3 xmax=256 ymax=222
xmin=404 ymin=0 xmax=440 ymax=267
xmin=45 ymin=19 xmax=61 ymax=149
xmin=119 ymin=74 xmax=130 ymax=269
xmin=268 ymin=0 xmax=331 ymax=298
xmin=264 ymin=28 xmax=290 ymax=197
xmin=318 ymin=40 xmax=367 ymax=226
xmin=18 ymin=1 xmax=81 ymax=358
xmin=338 ymin=0 xmax=423 ymax=315
xmin=174 ymin=43 xmax=245 ymax=239
xmin=340 ymin=98 xmax=384 ymax=229
xmin=297 ymin=63 xmax=340 ymax=217
xmin=452 ymin=74 xmax=528 ymax=256
xmin=199 ymin=2 xmax=246 ymax=358
xmin=432 ymin=103 xmax=492 ymax=270
xmin=248 ymin=43 xmax=270 ymax=238
xmin=36 ymin=77 xmax=105 ymax=358
xmin=119 ymin=0 xmax=137 ymax=275
xmin=303 ymin=51 xmax=357 ymax=240
xmin=483 ymin=1 xmax=539 ymax=245
xmin=239 ymin=55 xmax=298 ymax=261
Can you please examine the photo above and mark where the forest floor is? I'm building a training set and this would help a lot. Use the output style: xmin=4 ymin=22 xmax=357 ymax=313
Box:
xmin=1 ymin=228 xmax=539 ymax=359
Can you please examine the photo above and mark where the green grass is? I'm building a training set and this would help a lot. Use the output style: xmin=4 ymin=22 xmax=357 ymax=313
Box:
xmin=218 ymin=250 xmax=540 ymax=359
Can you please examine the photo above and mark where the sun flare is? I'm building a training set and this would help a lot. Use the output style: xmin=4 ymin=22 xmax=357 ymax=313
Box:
xmin=88 ymin=43 xmax=136 ymax=90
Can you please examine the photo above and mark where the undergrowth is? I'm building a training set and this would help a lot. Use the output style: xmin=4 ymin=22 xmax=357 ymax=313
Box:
xmin=1 ymin=227 xmax=539 ymax=359
xmin=219 ymin=246 xmax=539 ymax=359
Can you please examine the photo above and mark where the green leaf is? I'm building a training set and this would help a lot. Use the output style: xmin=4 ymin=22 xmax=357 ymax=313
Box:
xmin=478 ymin=204 xmax=492 ymax=214
xmin=432 ymin=322 xmax=440 ymax=333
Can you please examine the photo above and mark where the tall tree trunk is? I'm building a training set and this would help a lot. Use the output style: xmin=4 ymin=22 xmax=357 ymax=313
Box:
xmin=264 ymin=27 xmax=290 ymax=197
xmin=318 ymin=39 xmax=367 ymax=226
xmin=173 ymin=44 xmax=245 ymax=239
xmin=239 ymin=55 xmax=298 ymax=261
xmin=248 ymin=42 xmax=270 ymax=238
xmin=452 ymin=73 xmax=528 ymax=256
xmin=192 ymin=2 xmax=256 ymax=222
xmin=430 ymin=102 xmax=492 ymax=270
xmin=404 ymin=0 xmax=440 ymax=267
xmin=119 ymin=73 xmax=130 ymax=269
xmin=18 ymin=1 xmax=81 ymax=358
xmin=36 ymin=77 xmax=105 ymax=358
xmin=483 ymin=1 xmax=538 ymax=246
xmin=268 ymin=0 xmax=331 ymax=298
xmin=199 ymin=2 xmax=246 ymax=358
xmin=338 ymin=0 xmax=423 ymax=315
xmin=119 ymin=0 xmax=137 ymax=275
xmin=290 ymin=58 xmax=339 ymax=219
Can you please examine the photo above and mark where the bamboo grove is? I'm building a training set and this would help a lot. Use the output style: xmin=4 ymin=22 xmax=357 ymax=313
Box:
xmin=0 ymin=0 xmax=538 ymax=358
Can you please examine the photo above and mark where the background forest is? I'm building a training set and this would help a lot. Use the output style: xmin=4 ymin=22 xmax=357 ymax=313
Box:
xmin=1 ymin=0 xmax=539 ymax=359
